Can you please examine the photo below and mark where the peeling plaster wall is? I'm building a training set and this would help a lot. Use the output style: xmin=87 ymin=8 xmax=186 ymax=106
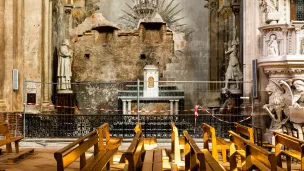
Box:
xmin=97 ymin=0 xmax=209 ymax=80
xmin=71 ymin=0 xmax=210 ymax=111
xmin=72 ymin=24 xmax=174 ymax=112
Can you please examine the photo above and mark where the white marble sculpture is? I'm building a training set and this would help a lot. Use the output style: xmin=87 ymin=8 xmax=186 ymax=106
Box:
xmin=291 ymin=79 xmax=304 ymax=108
xmin=268 ymin=34 xmax=279 ymax=56
xmin=57 ymin=39 xmax=73 ymax=93
xmin=260 ymin=0 xmax=280 ymax=24
xmin=263 ymin=80 xmax=289 ymax=124
xmin=223 ymin=39 xmax=243 ymax=91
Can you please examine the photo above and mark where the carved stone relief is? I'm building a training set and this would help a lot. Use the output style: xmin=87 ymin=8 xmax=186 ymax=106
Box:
xmin=260 ymin=0 xmax=280 ymax=24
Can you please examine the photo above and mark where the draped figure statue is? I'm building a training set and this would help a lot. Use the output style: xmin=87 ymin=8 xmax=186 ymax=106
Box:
xmin=57 ymin=39 xmax=73 ymax=93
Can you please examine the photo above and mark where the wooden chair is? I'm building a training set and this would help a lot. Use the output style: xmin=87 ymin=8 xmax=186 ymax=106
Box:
xmin=98 ymin=123 xmax=122 ymax=150
xmin=54 ymin=130 xmax=118 ymax=171
xmin=252 ymin=126 xmax=274 ymax=150
xmin=273 ymin=131 xmax=304 ymax=171
xmin=229 ymin=131 xmax=284 ymax=171
xmin=202 ymin=123 xmax=230 ymax=163
xmin=184 ymin=130 xmax=226 ymax=171
xmin=0 ymin=122 xmax=34 ymax=163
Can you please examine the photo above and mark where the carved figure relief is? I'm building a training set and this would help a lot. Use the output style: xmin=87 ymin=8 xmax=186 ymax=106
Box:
xmin=268 ymin=34 xmax=279 ymax=56
xmin=260 ymin=0 xmax=280 ymax=24
xmin=57 ymin=39 xmax=73 ymax=92
xmin=260 ymin=0 xmax=278 ymax=13
xmin=291 ymin=79 xmax=304 ymax=108
xmin=263 ymin=80 xmax=288 ymax=124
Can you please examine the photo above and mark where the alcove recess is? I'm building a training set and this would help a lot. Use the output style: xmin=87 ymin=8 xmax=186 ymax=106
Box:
xmin=93 ymin=26 xmax=118 ymax=45
xmin=139 ymin=22 xmax=166 ymax=43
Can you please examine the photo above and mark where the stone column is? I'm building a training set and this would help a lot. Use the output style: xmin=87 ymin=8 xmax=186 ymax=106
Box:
xmin=170 ymin=100 xmax=174 ymax=115
xmin=175 ymin=100 xmax=179 ymax=115
xmin=4 ymin=0 xmax=14 ymax=112
xmin=13 ymin=0 xmax=25 ymax=112
xmin=231 ymin=1 xmax=240 ymax=40
xmin=122 ymin=100 xmax=127 ymax=114
xmin=127 ymin=100 xmax=132 ymax=114
xmin=0 ymin=0 xmax=6 ymax=111
xmin=291 ymin=22 xmax=304 ymax=55
xmin=64 ymin=3 xmax=73 ymax=39
xmin=42 ymin=0 xmax=50 ymax=103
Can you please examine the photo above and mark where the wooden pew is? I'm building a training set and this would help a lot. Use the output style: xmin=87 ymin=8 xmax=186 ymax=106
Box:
xmin=142 ymin=149 xmax=163 ymax=171
xmin=0 ymin=122 xmax=34 ymax=163
xmin=54 ymin=130 xmax=118 ymax=171
xmin=98 ymin=123 xmax=122 ymax=150
xmin=170 ymin=122 xmax=184 ymax=164
xmin=202 ymin=123 xmax=230 ymax=163
xmin=235 ymin=123 xmax=254 ymax=143
xmin=124 ymin=130 xmax=145 ymax=170
xmin=134 ymin=123 xmax=157 ymax=149
xmin=184 ymin=130 xmax=226 ymax=171
xmin=229 ymin=131 xmax=284 ymax=171
xmin=0 ymin=122 xmax=23 ymax=153
xmin=273 ymin=131 xmax=304 ymax=171
xmin=124 ymin=130 xmax=162 ymax=171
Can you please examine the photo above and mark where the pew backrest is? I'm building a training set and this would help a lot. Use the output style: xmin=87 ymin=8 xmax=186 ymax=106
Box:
xmin=229 ymin=130 xmax=246 ymax=151
xmin=134 ymin=123 xmax=142 ymax=134
xmin=171 ymin=122 xmax=181 ymax=163
xmin=0 ymin=122 xmax=10 ymax=139
xmin=184 ymin=130 xmax=226 ymax=171
xmin=273 ymin=132 xmax=303 ymax=152
xmin=98 ymin=123 xmax=122 ymax=151
xmin=54 ymin=130 xmax=99 ymax=171
xmin=235 ymin=123 xmax=254 ymax=143
xmin=202 ymin=123 xmax=219 ymax=161
xmin=125 ymin=130 xmax=145 ymax=171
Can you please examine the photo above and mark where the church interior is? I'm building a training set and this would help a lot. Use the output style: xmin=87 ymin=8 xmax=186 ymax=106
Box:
xmin=0 ymin=0 xmax=304 ymax=170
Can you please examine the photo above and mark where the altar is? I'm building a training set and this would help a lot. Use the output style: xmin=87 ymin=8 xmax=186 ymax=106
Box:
xmin=118 ymin=65 xmax=184 ymax=115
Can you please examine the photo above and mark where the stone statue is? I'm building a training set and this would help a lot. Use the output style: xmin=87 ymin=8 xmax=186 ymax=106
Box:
xmin=291 ymin=79 xmax=304 ymax=108
xmin=261 ymin=0 xmax=278 ymax=13
xmin=260 ymin=0 xmax=280 ymax=24
xmin=263 ymin=80 xmax=288 ymax=123
xmin=57 ymin=39 xmax=73 ymax=93
xmin=268 ymin=34 xmax=279 ymax=56
xmin=224 ymin=40 xmax=243 ymax=90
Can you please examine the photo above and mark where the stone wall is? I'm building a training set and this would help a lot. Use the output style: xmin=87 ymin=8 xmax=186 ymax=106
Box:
xmin=70 ymin=0 xmax=211 ymax=110
xmin=0 ymin=113 xmax=23 ymax=137
xmin=72 ymin=21 xmax=174 ymax=112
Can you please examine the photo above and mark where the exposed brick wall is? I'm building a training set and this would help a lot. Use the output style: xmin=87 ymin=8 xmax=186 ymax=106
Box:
xmin=0 ymin=113 xmax=23 ymax=137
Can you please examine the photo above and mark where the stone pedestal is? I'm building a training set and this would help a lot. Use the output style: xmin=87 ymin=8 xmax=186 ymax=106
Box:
xmin=266 ymin=12 xmax=280 ymax=24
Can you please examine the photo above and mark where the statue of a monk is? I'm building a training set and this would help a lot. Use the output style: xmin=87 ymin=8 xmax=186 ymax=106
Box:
xmin=57 ymin=39 xmax=73 ymax=92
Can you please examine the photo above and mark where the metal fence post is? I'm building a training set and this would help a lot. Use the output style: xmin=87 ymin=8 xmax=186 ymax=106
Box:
xmin=137 ymin=79 xmax=140 ymax=124
xmin=23 ymin=80 xmax=27 ymax=138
